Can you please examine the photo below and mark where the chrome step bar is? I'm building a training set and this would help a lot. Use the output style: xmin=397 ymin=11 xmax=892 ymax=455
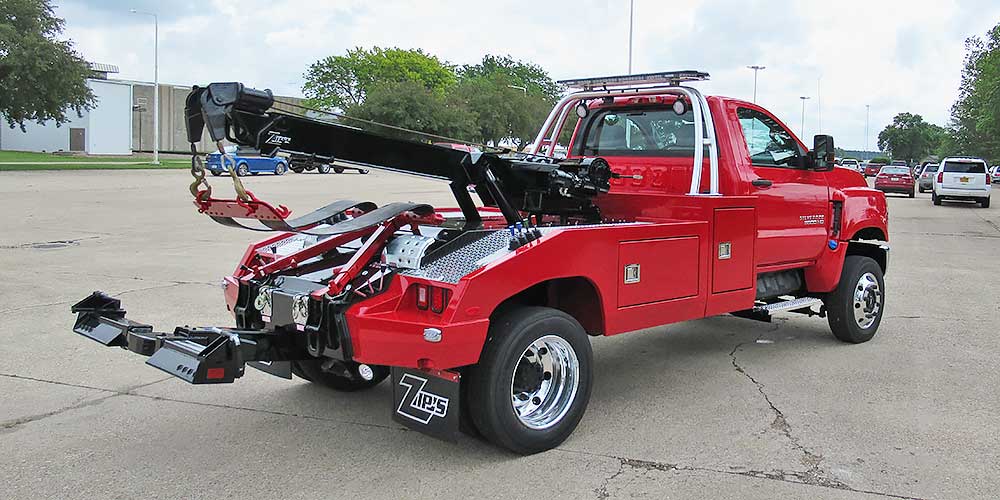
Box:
xmin=756 ymin=297 xmax=823 ymax=314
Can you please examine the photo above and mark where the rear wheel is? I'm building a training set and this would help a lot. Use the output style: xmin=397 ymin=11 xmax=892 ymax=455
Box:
xmin=908 ymin=189 xmax=915 ymax=198
xmin=292 ymin=359 xmax=389 ymax=391
xmin=236 ymin=163 xmax=249 ymax=177
xmin=210 ymin=170 xmax=222 ymax=177
xmin=825 ymin=255 xmax=884 ymax=344
xmin=333 ymin=165 xmax=346 ymax=174
xmin=317 ymin=163 xmax=331 ymax=174
xmin=466 ymin=306 xmax=593 ymax=454
xmin=274 ymin=162 xmax=287 ymax=175
xmin=932 ymin=191 xmax=942 ymax=205
xmin=981 ymin=197 xmax=991 ymax=208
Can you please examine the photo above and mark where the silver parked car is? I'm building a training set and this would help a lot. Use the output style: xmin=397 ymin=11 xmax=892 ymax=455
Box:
xmin=991 ymin=165 xmax=1000 ymax=184
xmin=917 ymin=163 xmax=939 ymax=193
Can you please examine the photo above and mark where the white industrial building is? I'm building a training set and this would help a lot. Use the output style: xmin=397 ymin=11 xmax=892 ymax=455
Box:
xmin=1 ymin=67 xmax=134 ymax=155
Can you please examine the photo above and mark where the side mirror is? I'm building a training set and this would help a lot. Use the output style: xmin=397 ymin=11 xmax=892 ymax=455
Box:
xmin=812 ymin=134 xmax=835 ymax=171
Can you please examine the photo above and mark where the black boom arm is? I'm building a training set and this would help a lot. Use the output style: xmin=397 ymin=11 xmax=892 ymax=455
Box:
xmin=184 ymin=82 xmax=617 ymax=227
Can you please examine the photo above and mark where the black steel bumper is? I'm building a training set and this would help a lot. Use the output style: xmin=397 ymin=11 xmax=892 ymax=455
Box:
xmin=71 ymin=291 xmax=283 ymax=384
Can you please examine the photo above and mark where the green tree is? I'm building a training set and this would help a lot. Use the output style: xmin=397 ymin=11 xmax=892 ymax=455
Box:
xmin=0 ymin=0 xmax=95 ymax=131
xmin=950 ymin=22 xmax=1000 ymax=162
xmin=876 ymin=113 xmax=945 ymax=162
xmin=453 ymin=55 xmax=563 ymax=148
xmin=347 ymin=80 xmax=476 ymax=142
xmin=303 ymin=47 xmax=455 ymax=111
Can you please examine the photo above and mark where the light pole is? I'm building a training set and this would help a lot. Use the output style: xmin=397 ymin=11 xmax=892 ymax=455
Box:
xmin=131 ymin=9 xmax=159 ymax=165
xmin=864 ymin=104 xmax=871 ymax=159
xmin=747 ymin=65 xmax=765 ymax=103
xmin=817 ymin=76 xmax=822 ymax=133
xmin=628 ymin=0 xmax=635 ymax=74
xmin=507 ymin=85 xmax=527 ymax=95
xmin=799 ymin=96 xmax=810 ymax=138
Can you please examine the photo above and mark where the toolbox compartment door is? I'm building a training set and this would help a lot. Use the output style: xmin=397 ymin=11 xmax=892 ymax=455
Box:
xmin=712 ymin=208 xmax=756 ymax=293
xmin=617 ymin=236 xmax=700 ymax=308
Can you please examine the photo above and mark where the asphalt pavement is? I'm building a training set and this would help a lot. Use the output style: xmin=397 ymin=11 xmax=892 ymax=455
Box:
xmin=1 ymin=169 xmax=997 ymax=499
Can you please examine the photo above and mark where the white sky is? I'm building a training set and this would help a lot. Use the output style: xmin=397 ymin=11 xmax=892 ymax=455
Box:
xmin=57 ymin=0 xmax=1000 ymax=150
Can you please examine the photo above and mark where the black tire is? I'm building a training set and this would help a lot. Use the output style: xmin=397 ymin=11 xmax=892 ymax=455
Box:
xmin=236 ymin=163 xmax=249 ymax=177
xmin=292 ymin=359 xmax=389 ymax=391
xmin=288 ymin=161 xmax=304 ymax=174
xmin=908 ymin=189 xmax=914 ymax=198
xmin=932 ymin=191 xmax=942 ymax=205
xmin=274 ymin=162 xmax=287 ymax=175
xmin=359 ymin=169 xmax=369 ymax=175
xmin=210 ymin=170 xmax=222 ymax=177
xmin=317 ymin=163 xmax=331 ymax=174
xmin=333 ymin=165 xmax=346 ymax=174
xmin=825 ymin=255 xmax=885 ymax=344
xmin=981 ymin=197 xmax=990 ymax=208
xmin=466 ymin=306 xmax=593 ymax=455
xmin=918 ymin=187 xmax=925 ymax=193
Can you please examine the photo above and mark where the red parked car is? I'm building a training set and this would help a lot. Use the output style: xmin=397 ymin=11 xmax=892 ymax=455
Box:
xmin=864 ymin=161 xmax=885 ymax=177
xmin=874 ymin=166 xmax=915 ymax=197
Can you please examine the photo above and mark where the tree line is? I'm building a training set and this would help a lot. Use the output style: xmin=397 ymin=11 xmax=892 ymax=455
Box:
xmin=302 ymin=48 xmax=561 ymax=149
xmin=877 ymin=21 xmax=1000 ymax=164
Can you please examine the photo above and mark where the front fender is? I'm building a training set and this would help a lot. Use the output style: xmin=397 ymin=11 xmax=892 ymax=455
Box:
xmin=836 ymin=187 xmax=888 ymax=241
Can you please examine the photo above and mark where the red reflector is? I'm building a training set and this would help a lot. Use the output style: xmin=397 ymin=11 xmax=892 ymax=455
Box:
xmin=937 ymin=172 xmax=944 ymax=183
xmin=206 ymin=367 xmax=226 ymax=380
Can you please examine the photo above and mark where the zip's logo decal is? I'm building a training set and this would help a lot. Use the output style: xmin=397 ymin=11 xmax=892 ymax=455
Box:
xmin=800 ymin=214 xmax=825 ymax=226
xmin=265 ymin=131 xmax=291 ymax=146
xmin=396 ymin=373 xmax=449 ymax=424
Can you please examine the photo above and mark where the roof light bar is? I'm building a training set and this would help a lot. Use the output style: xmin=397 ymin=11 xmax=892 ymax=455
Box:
xmin=558 ymin=70 xmax=710 ymax=90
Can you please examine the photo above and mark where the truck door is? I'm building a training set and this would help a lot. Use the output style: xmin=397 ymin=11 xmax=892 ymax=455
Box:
xmin=734 ymin=106 xmax=828 ymax=266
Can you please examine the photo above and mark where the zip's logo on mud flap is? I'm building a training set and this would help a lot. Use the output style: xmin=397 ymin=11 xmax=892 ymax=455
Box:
xmin=265 ymin=131 xmax=291 ymax=146
xmin=396 ymin=373 xmax=449 ymax=424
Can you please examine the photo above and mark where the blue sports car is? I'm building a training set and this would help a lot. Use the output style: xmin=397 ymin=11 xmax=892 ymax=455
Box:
xmin=206 ymin=146 xmax=288 ymax=176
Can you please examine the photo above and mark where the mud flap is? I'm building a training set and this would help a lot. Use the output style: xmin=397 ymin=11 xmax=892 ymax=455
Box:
xmin=391 ymin=367 xmax=460 ymax=441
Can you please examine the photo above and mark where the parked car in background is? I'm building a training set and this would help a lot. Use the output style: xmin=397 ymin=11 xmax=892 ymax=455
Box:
xmin=841 ymin=158 xmax=860 ymax=172
xmin=874 ymin=166 xmax=915 ymax=197
xmin=991 ymin=165 xmax=1000 ymax=184
xmin=918 ymin=163 xmax=939 ymax=193
xmin=287 ymin=152 xmax=369 ymax=174
xmin=864 ymin=161 xmax=886 ymax=177
xmin=932 ymin=157 xmax=991 ymax=207
xmin=206 ymin=146 xmax=287 ymax=176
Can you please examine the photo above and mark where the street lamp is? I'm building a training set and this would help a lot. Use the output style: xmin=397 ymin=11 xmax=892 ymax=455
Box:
xmin=628 ymin=0 xmax=634 ymax=74
xmin=864 ymin=104 xmax=871 ymax=159
xmin=799 ymin=96 xmax=810 ymax=138
xmin=131 ymin=8 xmax=159 ymax=165
xmin=747 ymin=65 xmax=765 ymax=103
xmin=507 ymin=85 xmax=527 ymax=95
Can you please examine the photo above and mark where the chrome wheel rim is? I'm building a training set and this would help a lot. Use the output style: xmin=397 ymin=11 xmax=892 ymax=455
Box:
xmin=510 ymin=335 xmax=579 ymax=430
xmin=853 ymin=272 xmax=882 ymax=329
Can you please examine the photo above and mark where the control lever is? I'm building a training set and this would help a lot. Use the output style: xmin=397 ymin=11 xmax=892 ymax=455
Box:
xmin=612 ymin=172 xmax=644 ymax=180
xmin=752 ymin=179 xmax=773 ymax=188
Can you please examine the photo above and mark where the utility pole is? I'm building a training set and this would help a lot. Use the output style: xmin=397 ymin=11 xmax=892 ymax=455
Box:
xmin=131 ymin=9 xmax=159 ymax=165
xmin=799 ymin=96 xmax=811 ymax=138
xmin=628 ymin=0 xmax=634 ymax=74
xmin=747 ymin=65 xmax=765 ymax=103
xmin=817 ymin=77 xmax=822 ymax=133
xmin=865 ymin=104 xmax=871 ymax=159
xmin=748 ymin=65 xmax=765 ymax=103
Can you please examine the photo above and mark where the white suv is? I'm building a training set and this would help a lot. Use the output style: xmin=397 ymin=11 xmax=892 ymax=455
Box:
xmin=932 ymin=157 xmax=991 ymax=208
xmin=841 ymin=158 xmax=860 ymax=172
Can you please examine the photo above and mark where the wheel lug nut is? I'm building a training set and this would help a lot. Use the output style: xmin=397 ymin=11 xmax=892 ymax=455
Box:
xmin=538 ymin=347 xmax=548 ymax=355
xmin=543 ymin=372 xmax=552 ymax=380
xmin=532 ymin=397 xmax=541 ymax=405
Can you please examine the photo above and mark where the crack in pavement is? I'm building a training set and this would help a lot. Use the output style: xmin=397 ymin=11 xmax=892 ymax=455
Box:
xmin=0 ymin=281 xmax=215 ymax=315
xmin=0 ymin=235 xmax=101 ymax=249
xmin=0 ymin=376 xmax=173 ymax=432
xmin=0 ymin=373 xmax=407 ymax=435
xmin=728 ymin=320 xmax=849 ymax=489
xmin=564 ymin=449 xmax=927 ymax=500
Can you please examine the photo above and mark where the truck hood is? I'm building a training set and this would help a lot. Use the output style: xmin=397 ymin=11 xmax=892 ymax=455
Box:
xmin=826 ymin=166 xmax=869 ymax=190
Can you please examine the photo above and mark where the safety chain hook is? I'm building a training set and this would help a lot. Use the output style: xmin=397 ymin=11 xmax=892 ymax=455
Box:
xmin=189 ymin=142 xmax=212 ymax=199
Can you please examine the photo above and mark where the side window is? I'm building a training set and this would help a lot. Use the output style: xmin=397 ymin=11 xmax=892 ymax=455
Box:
xmin=736 ymin=107 xmax=803 ymax=168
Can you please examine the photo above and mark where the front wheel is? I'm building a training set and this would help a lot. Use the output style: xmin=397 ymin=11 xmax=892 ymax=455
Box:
xmin=333 ymin=165 xmax=346 ymax=174
xmin=466 ymin=307 xmax=593 ymax=454
xmin=292 ymin=359 xmax=389 ymax=391
xmin=210 ymin=170 xmax=222 ymax=177
xmin=236 ymin=163 xmax=250 ymax=177
xmin=274 ymin=162 xmax=287 ymax=175
xmin=825 ymin=255 xmax=885 ymax=344
xmin=317 ymin=163 xmax=331 ymax=174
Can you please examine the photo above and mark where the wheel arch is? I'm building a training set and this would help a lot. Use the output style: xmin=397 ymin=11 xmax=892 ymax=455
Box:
xmin=845 ymin=229 xmax=889 ymax=274
xmin=490 ymin=276 xmax=605 ymax=336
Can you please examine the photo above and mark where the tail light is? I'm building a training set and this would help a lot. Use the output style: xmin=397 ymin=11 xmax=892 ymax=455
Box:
xmin=988 ymin=174 xmax=991 ymax=186
xmin=414 ymin=284 xmax=451 ymax=314
xmin=937 ymin=172 xmax=944 ymax=183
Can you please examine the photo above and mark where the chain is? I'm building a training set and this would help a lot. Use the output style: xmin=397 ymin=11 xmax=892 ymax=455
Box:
xmin=189 ymin=141 xmax=251 ymax=203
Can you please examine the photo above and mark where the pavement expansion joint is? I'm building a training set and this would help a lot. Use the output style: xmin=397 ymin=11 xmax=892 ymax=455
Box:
xmin=0 ymin=281 xmax=213 ymax=315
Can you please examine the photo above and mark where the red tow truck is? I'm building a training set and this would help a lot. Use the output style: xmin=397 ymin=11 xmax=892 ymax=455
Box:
xmin=71 ymin=71 xmax=889 ymax=454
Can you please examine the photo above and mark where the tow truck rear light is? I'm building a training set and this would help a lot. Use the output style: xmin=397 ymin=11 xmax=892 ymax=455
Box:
xmin=415 ymin=284 xmax=451 ymax=313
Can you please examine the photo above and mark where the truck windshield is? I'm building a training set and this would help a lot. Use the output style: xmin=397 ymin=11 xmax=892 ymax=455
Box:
xmin=576 ymin=106 xmax=697 ymax=157
xmin=942 ymin=161 xmax=986 ymax=174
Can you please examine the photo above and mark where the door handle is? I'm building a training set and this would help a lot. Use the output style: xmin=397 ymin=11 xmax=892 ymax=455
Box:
xmin=752 ymin=179 xmax=773 ymax=188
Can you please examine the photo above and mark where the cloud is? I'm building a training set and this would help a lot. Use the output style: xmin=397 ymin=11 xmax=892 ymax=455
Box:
xmin=54 ymin=0 xmax=1000 ymax=149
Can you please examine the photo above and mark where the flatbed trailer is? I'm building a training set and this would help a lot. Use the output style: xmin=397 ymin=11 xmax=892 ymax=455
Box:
xmin=71 ymin=71 xmax=888 ymax=454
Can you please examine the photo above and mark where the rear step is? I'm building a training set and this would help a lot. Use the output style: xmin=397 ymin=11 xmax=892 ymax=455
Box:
xmin=732 ymin=297 xmax=824 ymax=323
